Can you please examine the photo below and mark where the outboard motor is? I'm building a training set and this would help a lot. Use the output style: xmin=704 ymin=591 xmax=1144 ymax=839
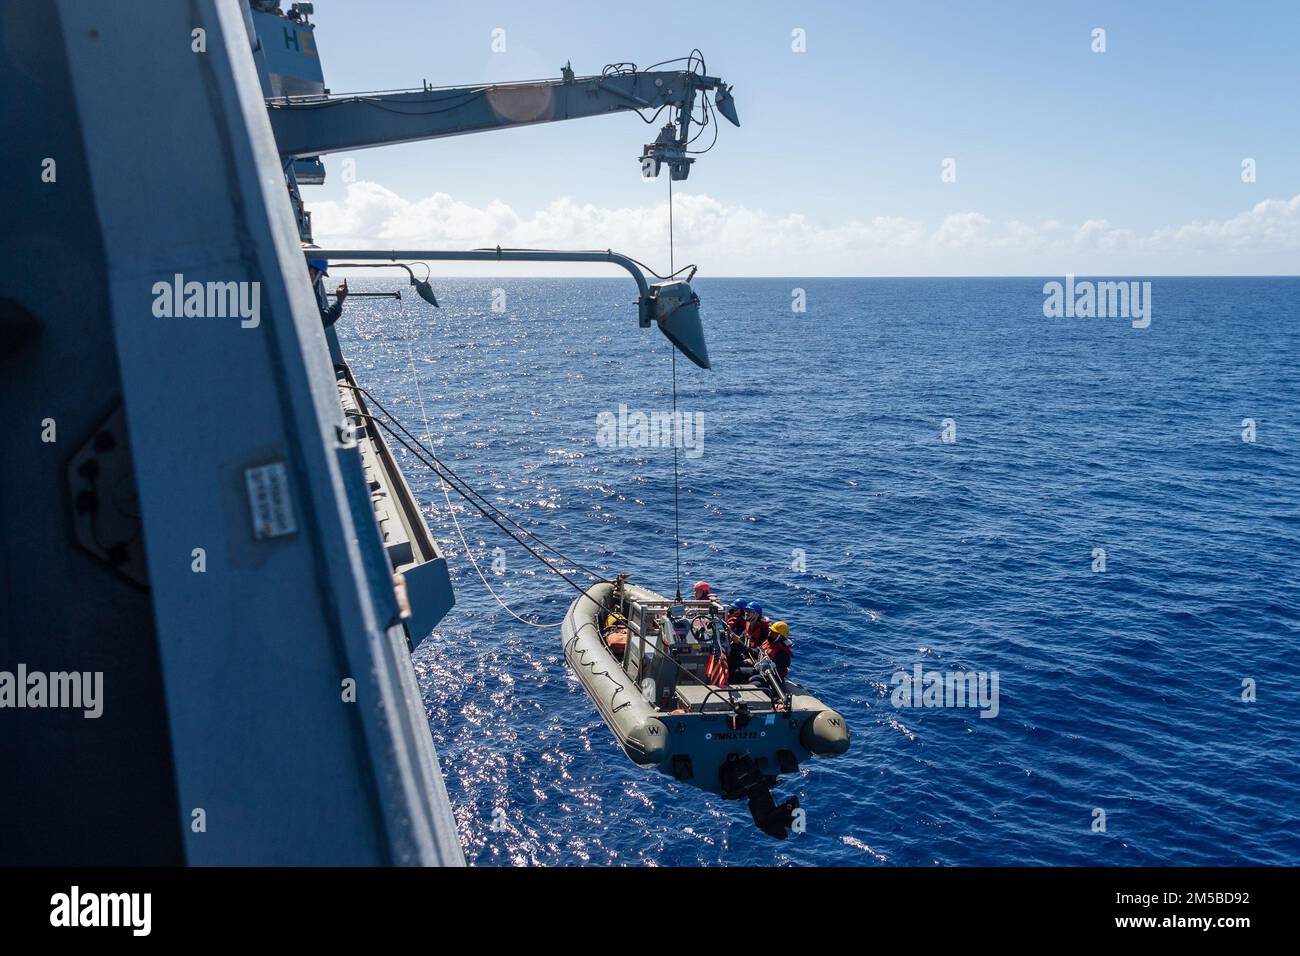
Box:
xmin=719 ymin=754 xmax=800 ymax=840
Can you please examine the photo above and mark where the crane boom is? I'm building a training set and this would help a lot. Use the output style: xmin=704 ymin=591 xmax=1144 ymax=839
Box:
xmin=267 ymin=66 xmax=739 ymax=180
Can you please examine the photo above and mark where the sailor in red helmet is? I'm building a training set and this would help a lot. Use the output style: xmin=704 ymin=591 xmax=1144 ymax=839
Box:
xmin=694 ymin=579 xmax=726 ymax=616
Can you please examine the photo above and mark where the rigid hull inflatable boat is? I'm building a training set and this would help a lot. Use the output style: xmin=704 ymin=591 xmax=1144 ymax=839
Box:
xmin=562 ymin=578 xmax=850 ymax=838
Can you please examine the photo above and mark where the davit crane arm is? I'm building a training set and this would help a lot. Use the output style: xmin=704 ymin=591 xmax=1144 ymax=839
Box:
xmin=267 ymin=58 xmax=740 ymax=180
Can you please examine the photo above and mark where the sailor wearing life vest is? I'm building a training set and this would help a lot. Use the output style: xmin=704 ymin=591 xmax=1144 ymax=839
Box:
xmin=743 ymin=601 xmax=770 ymax=646
xmin=726 ymin=598 xmax=749 ymax=636
xmin=694 ymin=580 xmax=726 ymax=615
xmin=762 ymin=621 xmax=793 ymax=680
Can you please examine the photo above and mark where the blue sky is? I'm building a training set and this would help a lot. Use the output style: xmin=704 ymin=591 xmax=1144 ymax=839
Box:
xmin=303 ymin=1 xmax=1300 ymax=275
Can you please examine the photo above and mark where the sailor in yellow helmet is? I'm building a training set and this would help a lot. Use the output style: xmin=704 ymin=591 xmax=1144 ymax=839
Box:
xmin=763 ymin=621 xmax=793 ymax=679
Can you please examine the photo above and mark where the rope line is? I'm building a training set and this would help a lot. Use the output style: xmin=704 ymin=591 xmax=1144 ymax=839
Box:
xmin=361 ymin=408 xmax=597 ymax=599
xmin=349 ymin=374 xmax=584 ymax=626
xmin=437 ymin=471 xmax=562 ymax=629
xmin=345 ymin=382 xmax=608 ymax=583
xmin=408 ymin=340 xmax=564 ymax=629
xmin=668 ymin=175 xmax=683 ymax=602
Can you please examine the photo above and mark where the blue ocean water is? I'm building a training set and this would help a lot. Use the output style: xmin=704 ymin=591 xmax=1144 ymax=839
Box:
xmin=338 ymin=276 xmax=1300 ymax=866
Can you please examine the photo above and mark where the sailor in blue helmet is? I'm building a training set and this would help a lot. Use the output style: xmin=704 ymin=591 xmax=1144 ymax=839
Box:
xmin=304 ymin=243 xmax=349 ymax=327
xmin=726 ymin=598 xmax=749 ymax=636
xmin=744 ymin=600 xmax=770 ymax=646
xmin=724 ymin=598 xmax=755 ymax=681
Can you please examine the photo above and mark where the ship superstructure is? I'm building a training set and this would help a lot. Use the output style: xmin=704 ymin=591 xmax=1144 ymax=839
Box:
xmin=1 ymin=0 xmax=735 ymax=864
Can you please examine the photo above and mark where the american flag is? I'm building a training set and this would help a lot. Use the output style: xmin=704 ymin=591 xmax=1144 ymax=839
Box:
xmin=705 ymin=650 xmax=729 ymax=687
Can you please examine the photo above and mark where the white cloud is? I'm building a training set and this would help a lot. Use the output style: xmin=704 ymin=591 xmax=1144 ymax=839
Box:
xmin=311 ymin=182 xmax=1300 ymax=276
